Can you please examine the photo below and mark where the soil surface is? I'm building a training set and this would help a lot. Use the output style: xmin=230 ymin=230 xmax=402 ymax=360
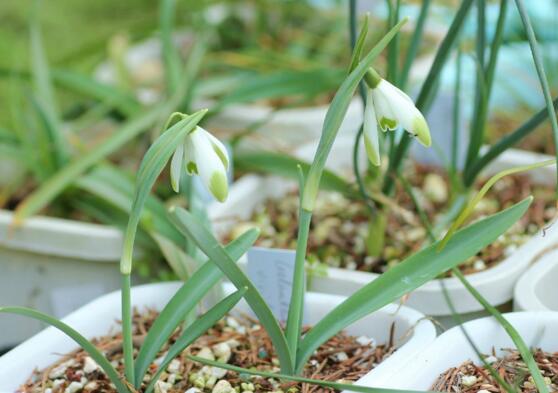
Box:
xmin=431 ymin=349 xmax=558 ymax=393
xmin=223 ymin=163 xmax=556 ymax=276
xmin=19 ymin=310 xmax=394 ymax=393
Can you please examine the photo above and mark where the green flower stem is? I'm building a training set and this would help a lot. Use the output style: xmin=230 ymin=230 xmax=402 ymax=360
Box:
xmin=285 ymin=209 xmax=312 ymax=365
xmin=400 ymin=0 xmax=431 ymax=89
xmin=121 ymin=274 xmax=134 ymax=385
xmin=514 ymin=0 xmax=558 ymax=195
xmin=382 ymin=0 xmax=474 ymax=195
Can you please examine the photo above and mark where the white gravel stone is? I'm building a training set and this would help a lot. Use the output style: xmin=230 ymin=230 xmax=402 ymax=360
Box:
xmin=167 ymin=359 xmax=181 ymax=373
xmin=49 ymin=359 xmax=77 ymax=379
xmin=356 ymin=335 xmax=376 ymax=347
xmin=197 ymin=347 xmax=215 ymax=361
xmin=332 ymin=352 xmax=349 ymax=362
xmin=184 ymin=388 xmax=201 ymax=393
xmin=155 ymin=380 xmax=173 ymax=393
xmin=461 ymin=375 xmax=477 ymax=387
xmin=213 ymin=342 xmax=232 ymax=362
xmin=484 ymin=355 xmax=498 ymax=364
xmin=64 ymin=381 xmax=83 ymax=393
xmin=83 ymin=357 xmax=100 ymax=374
xmin=212 ymin=380 xmax=235 ymax=393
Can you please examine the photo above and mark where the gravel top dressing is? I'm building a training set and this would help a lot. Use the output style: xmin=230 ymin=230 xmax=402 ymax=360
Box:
xmin=225 ymin=163 xmax=555 ymax=276
xmin=431 ymin=349 xmax=558 ymax=393
xmin=19 ymin=310 xmax=395 ymax=393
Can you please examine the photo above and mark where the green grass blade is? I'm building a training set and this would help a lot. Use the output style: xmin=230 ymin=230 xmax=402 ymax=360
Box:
xmin=302 ymin=17 xmax=408 ymax=211
xmin=134 ymin=228 xmax=260 ymax=386
xmin=513 ymin=0 xmax=558 ymax=195
xmin=464 ymin=97 xmax=558 ymax=184
xmin=169 ymin=206 xmax=294 ymax=374
xmin=160 ymin=0 xmax=181 ymax=96
xmin=188 ymin=355 xmax=434 ymax=393
xmin=52 ymin=69 xmax=140 ymax=116
xmin=439 ymin=159 xmax=555 ymax=250
xmin=400 ymin=0 xmax=431 ymax=89
xmin=13 ymin=104 xmax=167 ymax=222
xmin=234 ymin=151 xmax=356 ymax=198
xmin=453 ymin=269 xmax=549 ymax=393
xmin=118 ymin=109 xmax=207 ymax=274
xmin=144 ymin=288 xmax=247 ymax=393
xmin=383 ymin=0 xmax=474 ymax=195
xmin=0 ymin=307 xmax=128 ymax=393
xmin=296 ymin=197 xmax=532 ymax=370
xmin=348 ymin=13 xmax=369 ymax=73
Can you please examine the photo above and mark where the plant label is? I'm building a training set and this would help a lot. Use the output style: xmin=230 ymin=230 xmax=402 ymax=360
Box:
xmin=247 ymin=246 xmax=305 ymax=323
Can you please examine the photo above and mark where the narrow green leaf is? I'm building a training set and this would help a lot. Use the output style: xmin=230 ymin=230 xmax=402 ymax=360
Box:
xmin=439 ymin=159 xmax=555 ymax=250
xmin=169 ymin=207 xmax=294 ymax=374
xmin=400 ymin=0 xmax=431 ymax=89
xmin=514 ymin=0 xmax=558 ymax=195
xmin=383 ymin=0 xmax=474 ymax=195
xmin=348 ymin=14 xmax=369 ymax=73
xmin=144 ymin=288 xmax=247 ymax=393
xmin=159 ymin=0 xmax=181 ymax=96
xmin=52 ymin=68 xmax=140 ymax=116
xmin=0 ymin=307 xmax=128 ymax=393
xmin=14 ymin=104 xmax=167 ymax=222
xmin=134 ymin=228 xmax=260 ymax=386
xmin=296 ymin=197 xmax=532 ymax=370
xmin=465 ymin=97 xmax=558 ymax=184
xmin=453 ymin=269 xmax=549 ymax=393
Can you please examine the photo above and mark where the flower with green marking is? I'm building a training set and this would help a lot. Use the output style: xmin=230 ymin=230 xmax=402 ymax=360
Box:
xmin=363 ymin=70 xmax=431 ymax=166
xmin=170 ymin=126 xmax=229 ymax=202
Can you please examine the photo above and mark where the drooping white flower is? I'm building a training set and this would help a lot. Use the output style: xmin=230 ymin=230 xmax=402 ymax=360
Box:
xmin=170 ymin=126 xmax=229 ymax=202
xmin=371 ymin=79 xmax=431 ymax=147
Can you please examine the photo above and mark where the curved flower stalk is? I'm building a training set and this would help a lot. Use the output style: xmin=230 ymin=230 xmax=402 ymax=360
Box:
xmin=170 ymin=126 xmax=230 ymax=202
xmin=363 ymin=69 xmax=431 ymax=166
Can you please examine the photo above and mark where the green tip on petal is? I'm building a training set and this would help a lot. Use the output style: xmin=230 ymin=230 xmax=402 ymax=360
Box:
xmin=363 ymin=136 xmax=381 ymax=166
xmin=209 ymin=172 xmax=228 ymax=202
xmin=413 ymin=116 xmax=431 ymax=147
xmin=379 ymin=117 xmax=397 ymax=131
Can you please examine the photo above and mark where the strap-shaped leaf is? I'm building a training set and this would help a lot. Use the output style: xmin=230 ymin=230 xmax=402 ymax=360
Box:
xmin=169 ymin=207 xmax=294 ymax=374
xmin=144 ymin=288 xmax=247 ymax=393
xmin=296 ymin=197 xmax=532 ymax=370
xmin=0 ymin=307 xmax=128 ymax=393
xmin=134 ymin=228 xmax=260 ymax=386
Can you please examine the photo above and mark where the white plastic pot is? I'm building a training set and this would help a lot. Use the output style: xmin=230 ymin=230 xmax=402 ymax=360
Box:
xmin=514 ymin=248 xmax=558 ymax=312
xmin=0 ymin=281 xmax=436 ymax=392
xmin=210 ymin=147 xmax=558 ymax=325
xmin=375 ymin=312 xmax=558 ymax=390
xmin=0 ymin=210 xmax=123 ymax=348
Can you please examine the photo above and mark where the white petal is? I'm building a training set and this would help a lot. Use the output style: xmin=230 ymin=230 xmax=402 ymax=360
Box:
xmin=189 ymin=128 xmax=229 ymax=202
xmin=170 ymin=143 xmax=184 ymax=193
xmin=199 ymin=127 xmax=229 ymax=170
xmin=372 ymin=81 xmax=398 ymax=131
xmin=376 ymin=80 xmax=431 ymax=146
xmin=363 ymin=89 xmax=381 ymax=166
xmin=183 ymin=135 xmax=197 ymax=175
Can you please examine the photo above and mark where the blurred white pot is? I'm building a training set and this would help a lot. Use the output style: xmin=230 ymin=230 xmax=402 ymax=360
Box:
xmin=374 ymin=312 xmax=558 ymax=390
xmin=514 ymin=247 xmax=558 ymax=311
xmin=0 ymin=210 xmax=123 ymax=348
xmin=0 ymin=281 xmax=436 ymax=392
xmin=210 ymin=146 xmax=558 ymax=327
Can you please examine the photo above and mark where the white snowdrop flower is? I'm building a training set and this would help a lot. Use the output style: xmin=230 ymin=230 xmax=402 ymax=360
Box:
xmin=170 ymin=126 xmax=229 ymax=202
xmin=362 ymin=69 xmax=431 ymax=166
